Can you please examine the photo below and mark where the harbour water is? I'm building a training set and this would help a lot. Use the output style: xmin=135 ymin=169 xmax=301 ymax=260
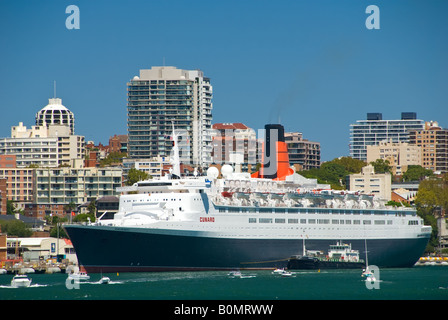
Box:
xmin=1 ymin=266 xmax=447 ymax=301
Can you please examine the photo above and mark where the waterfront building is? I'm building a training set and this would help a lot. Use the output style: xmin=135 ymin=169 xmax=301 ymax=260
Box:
xmin=6 ymin=237 xmax=77 ymax=264
xmin=127 ymin=66 xmax=213 ymax=167
xmin=33 ymin=166 xmax=123 ymax=207
xmin=285 ymin=132 xmax=321 ymax=170
xmin=347 ymin=165 xmax=392 ymax=200
xmin=366 ymin=140 xmax=422 ymax=175
xmin=349 ymin=112 xmax=424 ymax=161
xmin=409 ymin=121 xmax=448 ymax=173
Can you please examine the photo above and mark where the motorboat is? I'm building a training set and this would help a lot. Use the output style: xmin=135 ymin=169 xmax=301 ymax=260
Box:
xmin=272 ymin=268 xmax=285 ymax=274
xmin=68 ymin=272 xmax=90 ymax=281
xmin=11 ymin=274 xmax=32 ymax=288
xmin=99 ymin=276 xmax=110 ymax=284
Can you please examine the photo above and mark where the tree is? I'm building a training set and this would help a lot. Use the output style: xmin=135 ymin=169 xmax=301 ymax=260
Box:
xmin=414 ymin=175 xmax=448 ymax=252
xmin=330 ymin=157 xmax=366 ymax=174
xmin=299 ymin=157 xmax=366 ymax=190
xmin=370 ymin=158 xmax=392 ymax=174
xmin=403 ymin=165 xmax=433 ymax=181
xmin=126 ymin=168 xmax=150 ymax=186
xmin=0 ymin=220 xmax=33 ymax=237
xmin=99 ymin=152 xmax=127 ymax=167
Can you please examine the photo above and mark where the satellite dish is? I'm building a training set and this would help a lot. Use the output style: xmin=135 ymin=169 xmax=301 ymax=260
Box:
xmin=206 ymin=167 xmax=219 ymax=179
xmin=221 ymin=164 xmax=233 ymax=178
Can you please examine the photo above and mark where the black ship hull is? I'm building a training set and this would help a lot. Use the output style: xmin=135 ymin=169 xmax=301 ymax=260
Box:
xmin=287 ymin=256 xmax=365 ymax=270
xmin=64 ymin=224 xmax=430 ymax=273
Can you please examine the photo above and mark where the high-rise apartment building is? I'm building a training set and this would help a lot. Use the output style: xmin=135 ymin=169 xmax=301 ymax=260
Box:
xmin=409 ymin=121 xmax=448 ymax=173
xmin=127 ymin=66 xmax=213 ymax=167
xmin=349 ymin=112 xmax=424 ymax=161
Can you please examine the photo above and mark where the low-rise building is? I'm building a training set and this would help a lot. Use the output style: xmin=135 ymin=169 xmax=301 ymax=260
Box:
xmin=347 ymin=165 xmax=391 ymax=200
xmin=34 ymin=166 xmax=123 ymax=207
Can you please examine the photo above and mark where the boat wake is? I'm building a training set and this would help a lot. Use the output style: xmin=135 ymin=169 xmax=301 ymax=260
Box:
xmin=0 ymin=284 xmax=48 ymax=289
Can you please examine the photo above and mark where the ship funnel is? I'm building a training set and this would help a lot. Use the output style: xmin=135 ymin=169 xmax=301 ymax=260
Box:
xmin=251 ymin=124 xmax=294 ymax=181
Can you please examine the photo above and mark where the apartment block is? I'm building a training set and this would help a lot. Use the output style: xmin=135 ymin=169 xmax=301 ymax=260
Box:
xmin=409 ymin=121 xmax=448 ymax=173
xmin=285 ymin=132 xmax=321 ymax=170
xmin=0 ymin=155 xmax=34 ymax=205
xmin=348 ymin=165 xmax=392 ymax=200
xmin=211 ymin=123 xmax=258 ymax=167
xmin=366 ymin=140 xmax=422 ymax=175
xmin=0 ymin=178 xmax=6 ymax=215
xmin=0 ymin=122 xmax=85 ymax=167
xmin=127 ymin=66 xmax=213 ymax=167
xmin=350 ymin=112 xmax=424 ymax=161
xmin=34 ymin=166 xmax=123 ymax=206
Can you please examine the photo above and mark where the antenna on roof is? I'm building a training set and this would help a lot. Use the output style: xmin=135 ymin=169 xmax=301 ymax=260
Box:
xmin=53 ymin=81 xmax=56 ymax=98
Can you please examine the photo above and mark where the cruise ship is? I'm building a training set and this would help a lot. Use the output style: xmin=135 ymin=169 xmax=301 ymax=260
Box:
xmin=64 ymin=124 xmax=432 ymax=273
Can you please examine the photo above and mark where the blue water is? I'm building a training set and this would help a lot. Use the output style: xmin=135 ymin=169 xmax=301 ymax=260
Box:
xmin=1 ymin=266 xmax=447 ymax=300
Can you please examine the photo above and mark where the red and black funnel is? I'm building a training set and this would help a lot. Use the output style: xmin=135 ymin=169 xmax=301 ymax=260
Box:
xmin=251 ymin=124 xmax=294 ymax=181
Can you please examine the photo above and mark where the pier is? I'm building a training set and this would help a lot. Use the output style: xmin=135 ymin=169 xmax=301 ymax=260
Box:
xmin=0 ymin=259 xmax=75 ymax=275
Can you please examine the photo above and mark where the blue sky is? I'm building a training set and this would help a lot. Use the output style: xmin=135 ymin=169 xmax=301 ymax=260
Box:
xmin=0 ymin=0 xmax=447 ymax=161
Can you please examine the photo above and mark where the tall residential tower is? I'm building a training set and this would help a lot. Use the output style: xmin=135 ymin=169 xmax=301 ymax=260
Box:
xmin=349 ymin=112 xmax=424 ymax=161
xmin=127 ymin=66 xmax=213 ymax=167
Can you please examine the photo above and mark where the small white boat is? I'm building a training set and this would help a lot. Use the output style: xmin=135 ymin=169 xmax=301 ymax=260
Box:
xmin=228 ymin=271 xmax=242 ymax=277
xmin=11 ymin=274 xmax=32 ymax=288
xmin=272 ymin=268 xmax=285 ymax=274
xmin=280 ymin=271 xmax=294 ymax=277
xmin=99 ymin=276 xmax=110 ymax=284
xmin=0 ymin=268 xmax=7 ymax=275
xmin=68 ymin=272 xmax=90 ymax=281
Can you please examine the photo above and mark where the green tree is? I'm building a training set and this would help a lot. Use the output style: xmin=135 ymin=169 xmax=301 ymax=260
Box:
xmin=99 ymin=152 xmax=127 ymax=167
xmin=370 ymin=158 xmax=392 ymax=174
xmin=414 ymin=175 xmax=448 ymax=252
xmin=73 ymin=213 xmax=95 ymax=223
xmin=330 ymin=157 xmax=366 ymax=174
xmin=0 ymin=220 xmax=33 ymax=237
xmin=126 ymin=168 xmax=150 ymax=186
xmin=301 ymin=162 xmax=347 ymax=190
xmin=6 ymin=200 xmax=16 ymax=215
xmin=403 ymin=165 xmax=433 ymax=181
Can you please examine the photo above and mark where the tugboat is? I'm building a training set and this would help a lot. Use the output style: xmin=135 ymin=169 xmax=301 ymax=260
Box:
xmin=287 ymin=241 xmax=365 ymax=270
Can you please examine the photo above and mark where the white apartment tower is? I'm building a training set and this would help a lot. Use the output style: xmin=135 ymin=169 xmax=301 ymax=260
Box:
xmin=350 ymin=112 xmax=424 ymax=161
xmin=127 ymin=66 xmax=213 ymax=167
